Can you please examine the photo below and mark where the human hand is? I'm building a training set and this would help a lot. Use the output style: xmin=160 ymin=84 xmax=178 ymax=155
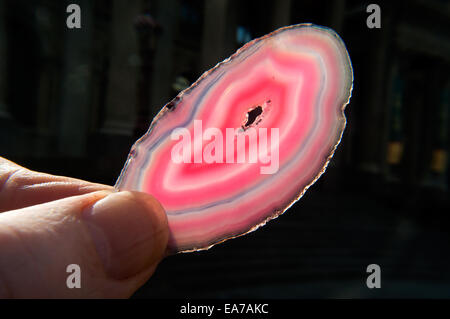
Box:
xmin=0 ymin=157 xmax=169 ymax=298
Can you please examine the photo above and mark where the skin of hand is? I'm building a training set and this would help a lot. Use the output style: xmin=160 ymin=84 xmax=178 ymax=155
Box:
xmin=0 ymin=157 xmax=169 ymax=298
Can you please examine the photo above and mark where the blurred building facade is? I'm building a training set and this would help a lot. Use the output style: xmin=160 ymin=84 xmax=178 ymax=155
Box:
xmin=1 ymin=0 xmax=450 ymax=298
xmin=0 ymin=0 xmax=449 ymax=194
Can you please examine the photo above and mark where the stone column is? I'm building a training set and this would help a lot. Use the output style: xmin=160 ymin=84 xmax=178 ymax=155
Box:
xmin=0 ymin=1 xmax=9 ymax=119
xmin=329 ymin=0 xmax=346 ymax=34
xmin=58 ymin=0 xmax=94 ymax=157
xmin=271 ymin=0 xmax=291 ymax=29
xmin=201 ymin=0 xmax=236 ymax=71
xmin=358 ymin=8 xmax=392 ymax=176
xmin=101 ymin=0 xmax=141 ymax=137
xmin=149 ymin=0 xmax=179 ymax=117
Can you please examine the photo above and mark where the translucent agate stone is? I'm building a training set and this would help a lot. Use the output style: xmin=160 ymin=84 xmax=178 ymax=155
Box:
xmin=116 ymin=24 xmax=353 ymax=253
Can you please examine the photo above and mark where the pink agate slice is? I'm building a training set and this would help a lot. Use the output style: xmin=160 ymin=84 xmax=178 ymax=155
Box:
xmin=116 ymin=24 xmax=353 ymax=253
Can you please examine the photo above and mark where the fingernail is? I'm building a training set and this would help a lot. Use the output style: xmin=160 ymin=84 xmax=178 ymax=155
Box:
xmin=82 ymin=191 xmax=168 ymax=279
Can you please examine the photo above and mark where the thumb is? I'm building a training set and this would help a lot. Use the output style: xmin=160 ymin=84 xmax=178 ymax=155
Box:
xmin=0 ymin=190 xmax=169 ymax=298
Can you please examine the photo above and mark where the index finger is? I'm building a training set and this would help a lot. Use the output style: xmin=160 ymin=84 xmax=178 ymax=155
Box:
xmin=0 ymin=157 xmax=114 ymax=213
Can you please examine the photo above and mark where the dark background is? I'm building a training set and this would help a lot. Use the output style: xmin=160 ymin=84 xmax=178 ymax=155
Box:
xmin=0 ymin=0 xmax=449 ymax=298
